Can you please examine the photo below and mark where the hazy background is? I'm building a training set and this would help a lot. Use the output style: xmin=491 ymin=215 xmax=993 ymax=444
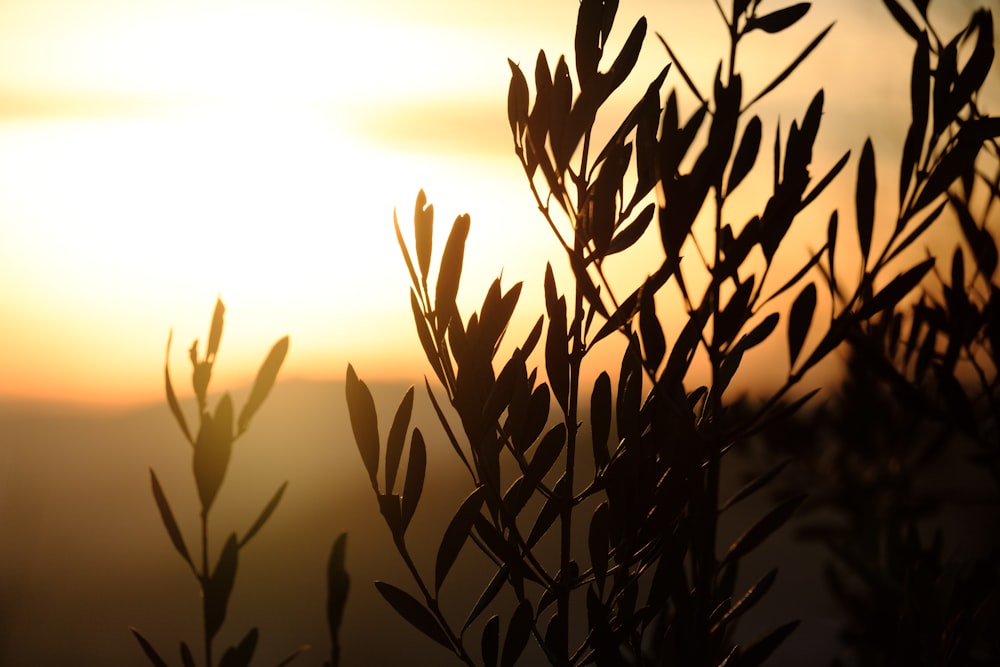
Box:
xmin=0 ymin=379 xmax=846 ymax=665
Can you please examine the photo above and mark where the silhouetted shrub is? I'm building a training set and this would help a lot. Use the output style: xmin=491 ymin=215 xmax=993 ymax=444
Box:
xmin=345 ymin=1 xmax=998 ymax=665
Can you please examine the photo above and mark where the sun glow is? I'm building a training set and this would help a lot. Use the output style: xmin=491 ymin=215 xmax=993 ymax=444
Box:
xmin=0 ymin=0 xmax=993 ymax=405
xmin=0 ymin=1 xmax=553 ymax=404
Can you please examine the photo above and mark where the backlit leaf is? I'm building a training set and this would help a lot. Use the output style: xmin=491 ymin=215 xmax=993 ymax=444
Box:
xmin=856 ymin=138 xmax=876 ymax=266
xmin=608 ymin=203 xmax=655 ymax=256
xmin=727 ymin=116 xmax=762 ymax=195
xmin=386 ymin=387 xmax=415 ymax=494
xmin=205 ymin=533 xmax=239 ymax=641
xmin=206 ymin=297 xmax=225 ymax=363
xmin=732 ymin=313 xmax=780 ymax=355
xmin=193 ymin=393 xmax=234 ymax=512
xmin=435 ymin=488 xmax=485 ymax=592
xmin=482 ymin=615 xmax=500 ymax=667
xmin=130 ymin=628 xmax=169 ymax=667
xmin=463 ymin=567 xmax=509 ymax=634
xmin=720 ymin=569 xmax=778 ymax=626
xmin=951 ymin=10 xmax=994 ymax=120
xmin=739 ymin=620 xmax=801 ymax=667
xmin=239 ymin=481 xmax=287 ymax=548
xmin=435 ymin=214 xmax=471 ymax=332
xmin=501 ymin=599 xmax=534 ymax=667
xmin=882 ymin=0 xmax=921 ymax=41
xmin=720 ymin=458 xmax=793 ymax=512
xmin=746 ymin=3 xmax=810 ymax=34
xmin=180 ymin=642 xmax=196 ymax=667
xmin=788 ymin=283 xmax=817 ymax=367
xmin=857 ymin=257 xmax=934 ymax=319
xmin=345 ymin=365 xmax=380 ymax=493
xmin=327 ymin=532 xmax=350 ymax=665
xmin=590 ymin=372 xmax=612 ymax=469
xmin=724 ymin=495 xmax=806 ymax=564
xmin=237 ymin=336 xmax=288 ymax=435
xmin=526 ymin=424 xmax=566 ymax=490
xmin=588 ymin=502 xmax=610 ymax=593
xmin=900 ymin=33 xmax=930 ymax=207
xmin=745 ymin=23 xmax=832 ymax=109
xmin=218 ymin=627 xmax=258 ymax=667
xmin=149 ymin=468 xmax=192 ymax=568
xmin=402 ymin=429 xmax=427 ymax=531
xmin=545 ymin=295 xmax=570 ymax=413
xmin=375 ymin=581 xmax=452 ymax=649
xmin=415 ymin=189 xmax=434 ymax=284
xmin=164 ymin=331 xmax=193 ymax=444
xmin=886 ymin=200 xmax=946 ymax=262
xmin=395 ymin=208 xmax=421 ymax=296
xmin=507 ymin=60 xmax=529 ymax=137
xmin=638 ymin=283 xmax=666 ymax=369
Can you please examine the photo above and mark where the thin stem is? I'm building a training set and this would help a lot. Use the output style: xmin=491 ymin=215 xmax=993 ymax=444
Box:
xmin=201 ymin=510 xmax=212 ymax=667
xmin=394 ymin=535 xmax=477 ymax=667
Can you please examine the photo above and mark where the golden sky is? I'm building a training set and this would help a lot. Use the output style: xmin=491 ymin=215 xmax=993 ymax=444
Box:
xmin=0 ymin=0 xmax=994 ymax=405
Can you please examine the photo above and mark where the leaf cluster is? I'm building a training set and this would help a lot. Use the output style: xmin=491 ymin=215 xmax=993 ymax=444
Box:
xmin=345 ymin=0 xmax=999 ymax=665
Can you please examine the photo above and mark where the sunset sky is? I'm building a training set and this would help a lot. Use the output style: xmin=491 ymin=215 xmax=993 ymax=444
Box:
xmin=0 ymin=0 xmax=994 ymax=405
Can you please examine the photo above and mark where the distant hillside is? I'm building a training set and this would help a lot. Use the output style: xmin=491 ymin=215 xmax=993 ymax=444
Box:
xmin=0 ymin=378 xmax=845 ymax=665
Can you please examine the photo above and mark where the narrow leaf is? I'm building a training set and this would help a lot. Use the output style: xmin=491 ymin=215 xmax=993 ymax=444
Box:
xmin=788 ymin=283 xmax=817 ymax=367
xmin=193 ymin=393 xmax=234 ymax=513
xmin=638 ymin=284 xmax=666 ymax=369
xmin=733 ymin=313 xmax=780 ymax=355
xmin=856 ymin=138 xmax=876 ymax=266
xmin=745 ymin=24 xmax=833 ymax=109
xmin=590 ymin=372 xmax=612 ymax=469
xmin=218 ymin=628 xmax=258 ymax=667
xmin=402 ymin=429 xmax=427 ymax=530
xmin=747 ymin=3 xmax=810 ymax=34
xmin=720 ymin=569 xmax=778 ymax=625
xmin=545 ymin=295 xmax=570 ymax=413
xmin=435 ymin=214 xmax=471 ymax=330
xmin=858 ymin=257 xmax=935 ymax=319
xmin=149 ymin=468 xmax=193 ymax=568
xmin=327 ymin=533 xmax=350 ymax=667
xmin=237 ymin=336 xmax=289 ymax=435
xmin=180 ymin=642 xmax=196 ymax=667
xmin=164 ymin=331 xmax=193 ymax=444
xmin=205 ymin=533 xmax=239 ymax=641
xmin=386 ymin=387 xmax=415 ymax=495
xmin=375 ymin=581 xmax=452 ymax=649
xmin=482 ymin=615 xmax=500 ymax=667
xmin=724 ymin=495 xmax=806 ymax=564
xmin=239 ymin=481 xmax=288 ymax=548
xmin=345 ymin=364 xmax=380 ymax=493
xmin=414 ymin=190 xmax=434 ymax=283
xmin=131 ymin=628 xmax=169 ymax=667
xmin=739 ymin=620 xmax=801 ymax=667
xmin=882 ymin=0 xmax=922 ymax=41
xmin=435 ymin=488 xmax=486 ymax=592
xmin=500 ymin=600 xmax=534 ymax=667
xmin=395 ymin=208 xmax=422 ymax=295
xmin=463 ymin=567 xmax=509 ymax=634
xmin=720 ymin=458 xmax=793 ymax=512
xmin=727 ymin=116 xmax=762 ymax=195
xmin=507 ymin=60 xmax=529 ymax=137
xmin=206 ymin=297 xmax=225 ymax=362
xmin=588 ymin=502 xmax=610 ymax=592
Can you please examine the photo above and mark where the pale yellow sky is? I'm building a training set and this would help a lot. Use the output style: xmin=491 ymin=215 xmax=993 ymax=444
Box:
xmin=0 ymin=0 xmax=994 ymax=405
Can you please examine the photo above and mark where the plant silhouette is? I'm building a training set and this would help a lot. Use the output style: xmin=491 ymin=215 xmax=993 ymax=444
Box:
xmin=132 ymin=298 xmax=349 ymax=667
xmin=752 ymin=5 xmax=1000 ymax=663
xmin=345 ymin=0 xmax=999 ymax=665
